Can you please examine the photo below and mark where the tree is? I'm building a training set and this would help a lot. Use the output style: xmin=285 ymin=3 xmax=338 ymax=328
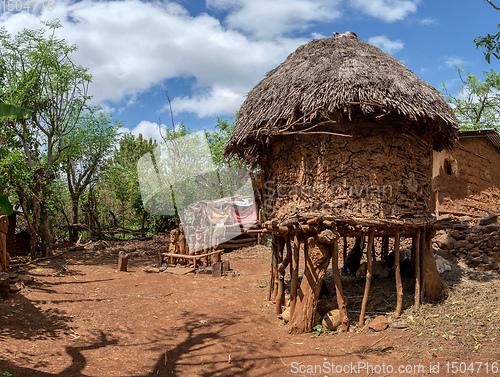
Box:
xmin=0 ymin=21 xmax=91 ymax=256
xmin=441 ymin=68 xmax=500 ymax=130
xmin=0 ymin=102 xmax=31 ymax=216
xmin=106 ymin=133 xmax=156 ymax=234
xmin=61 ymin=111 xmax=120 ymax=242
xmin=475 ymin=0 xmax=500 ymax=63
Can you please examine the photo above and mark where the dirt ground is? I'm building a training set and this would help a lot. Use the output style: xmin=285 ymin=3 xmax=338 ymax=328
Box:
xmin=1 ymin=240 xmax=500 ymax=377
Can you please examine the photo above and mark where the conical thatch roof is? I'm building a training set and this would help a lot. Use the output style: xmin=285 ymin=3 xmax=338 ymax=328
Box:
xmin=225 ymin=35 xmax=458 ymax=159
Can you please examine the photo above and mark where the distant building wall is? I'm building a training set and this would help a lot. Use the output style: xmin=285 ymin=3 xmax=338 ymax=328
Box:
xmin=432 ymin=135 xmax=500 ymax=217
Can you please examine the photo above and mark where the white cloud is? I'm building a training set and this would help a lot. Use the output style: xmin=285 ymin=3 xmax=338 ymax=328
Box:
xmin=419 ymin=17 xmax=438 ymax=26
xmin=119 ymin=120 xmax=165 ymax=143
xmin=367 ymin=35 xmax=404 ymax=55
xmin=444 ymin=56 xmax=466 ymax=69
xmin=350 ymin=0 xmax=418 ymax=22
xmin=170 ymin=86 xmax=244 ymax=117
xmin=0 ymin=0 xmax=307 ymax=118
xmin=207 ymin=0 xmax=342 ymax=38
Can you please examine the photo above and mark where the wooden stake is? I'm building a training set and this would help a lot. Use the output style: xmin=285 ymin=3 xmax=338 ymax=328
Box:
xmin=290 ymin=233 xmax=300 ymax=318
xmin=413 ymin=227 xmax=421 ymax=308
xmin=422 ymin=228 xmax=441 ymax=301
xmin=275 ymin=237 xmax=284 ymax=299
xmin=420 ymin=227 xmax=425 ymax=304
xmin=342 ymin=237 xmax=348 ymax=274
xmin=276 ymin=236 xmax=292 ymax=315
xmin=268 ymin=234 xmax=277 ymax=301
xmin=382 ymin=236 xmax=389 ymax=261
xmin=0 ymin=216 xmax=8 ymax=273
xmin=288 ymin=237 xmax=331 ymax=334
xmin=118 ymin=251 xmax=129 ymax=272
xmin=359 ymin=228 xmax=374 ymax=327
xmin=394 ymin=229 xmax=403 ymax=318
xmin=331 ymin=239 xmax=349 ymax=332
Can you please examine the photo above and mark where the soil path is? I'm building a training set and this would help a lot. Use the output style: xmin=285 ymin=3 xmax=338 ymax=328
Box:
xmin=0 ymin=244 xmax=498 ymax=376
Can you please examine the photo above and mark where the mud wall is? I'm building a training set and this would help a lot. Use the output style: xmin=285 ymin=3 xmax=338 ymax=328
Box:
xmin=261 ymin=122 xmax=433 ymax=222
xmin=432 ymin=137 xmax=500 ymax=217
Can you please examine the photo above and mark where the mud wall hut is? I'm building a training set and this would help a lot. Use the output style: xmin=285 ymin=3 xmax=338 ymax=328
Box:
xmin=432 ymin=129 xmax=500 ymax=217
xmin=225 ymin=34 xmax=459 ymax=334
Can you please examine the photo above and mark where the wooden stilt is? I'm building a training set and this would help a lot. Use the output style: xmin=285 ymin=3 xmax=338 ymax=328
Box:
xmin=382 ymin=236 xmax=389 ymax=261
xmin=289 ymin=236 xmax=331 ymax=334
xmin=276 ymin=236 xmax=292 ymax=315
xmin=373 ymin=238 xmax=377 ymax=261
xmin=413 ymin=227 xmax=421 ymax=308
xmin=331 ymin=238 xmax=349 ymax=332
xmin=422 ymin=228 xmax=441 ymax=301
xmin=419 ymin=228 xmax=425 ymax=304
xmin=394 ymin=229 xmax=403 ymax=318
xmin=273 ymin=236 xmax=284 ymax=303
xmin=268 ymin=234 xmax=277 ymax=301
xmin=342 ymin=237 xmax=348 ymax=273
xmin=0 ymin=216 xmax=8 ymax=273
xmin=359 ymin=228 xmax=375 ymax=327
xmin=290 ymin=233 xmax=300 ymax=318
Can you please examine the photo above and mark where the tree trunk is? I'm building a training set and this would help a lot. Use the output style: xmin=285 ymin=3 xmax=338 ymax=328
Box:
xmin=69 ymin=197 xmax=79 ymax=243
xmin=39 ymin=204 xmax=53 ymax=257
xmin=289 ymin=236 xmax=332 ymax=335
xmin=121 ymin=201 xmax=126 ymax=239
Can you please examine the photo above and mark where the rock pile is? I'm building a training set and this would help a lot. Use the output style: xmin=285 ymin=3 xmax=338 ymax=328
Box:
xmin=433 ymin=217 xmax=500 ymax=272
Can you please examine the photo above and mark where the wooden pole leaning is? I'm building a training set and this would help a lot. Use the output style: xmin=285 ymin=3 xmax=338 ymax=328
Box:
xmin=413 ymin=227 xmax=421 ymax=308
xmin=331 ymin=238 xmax=349 ymax=332
xmin=276 ymin=236 xmax=292 ymax=315
xmin=359 ymin=227 xmax=375 ymax=327
xmin=290 ymin=233 xmax=300 ymax=318
xmin=394 ymin=228 xmax=403 ymax=318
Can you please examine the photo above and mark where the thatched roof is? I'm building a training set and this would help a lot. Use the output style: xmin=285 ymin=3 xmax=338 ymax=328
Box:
xmin=225 ymin=35 xmax=459 ymax=159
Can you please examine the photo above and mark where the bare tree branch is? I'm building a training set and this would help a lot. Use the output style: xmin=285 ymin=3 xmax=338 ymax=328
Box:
xmin=485 ymin=0 xmax=500 ymax=10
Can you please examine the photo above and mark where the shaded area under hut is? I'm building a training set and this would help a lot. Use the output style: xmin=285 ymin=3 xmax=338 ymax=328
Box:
xmin=225 ymin=33 xmax=459 ymax=335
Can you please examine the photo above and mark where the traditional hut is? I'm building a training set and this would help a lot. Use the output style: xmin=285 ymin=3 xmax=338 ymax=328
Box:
xmin=225 ymin=33 xmax=459 ymax=334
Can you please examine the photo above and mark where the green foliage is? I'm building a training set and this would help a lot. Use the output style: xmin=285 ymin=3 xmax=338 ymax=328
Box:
xmin=475 ymin=26 xmax=500 ymax=63
xmin=0 ymin=21 xmax=92 ymax=255
xmin=441 ymin=67 xmax=500 ymax=130
xmin=0 ymin=150 xmax=32 ymax=195
xmin=0 ymin=102 xmax=31 ymax=119
xmin=106 ymin=132 xmax=157 ymax=226
xmin=311 ymin=324 xmax=333 ymax=337
xmin=62 ymin=111 xmax=120 ymax=195
xmin=0 ymin=194 xmax=13 ymax=216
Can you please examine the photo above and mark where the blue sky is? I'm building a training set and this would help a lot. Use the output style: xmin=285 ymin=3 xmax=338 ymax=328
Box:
xmin=1 ymin=0 xmax=499 ymax=141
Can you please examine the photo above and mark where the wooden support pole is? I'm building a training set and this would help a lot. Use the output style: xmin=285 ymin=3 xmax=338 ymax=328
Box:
xmin=331 ymin=239 xmax=349 ymax=332
xmin=272 ymin=236 xmax=279 ymax=301
xmin=0 ymin=216 xmax=8 ymax=273
xmin=413 ymin=227 xmax=421 ymax=308
xmin=419 ymin=228 xmax=425 ymax=304
xmin=382 ymin=236 xmax=389 ymax=261
xmin=290 ymin=233 xmax=300 ymax=318
xmin=268 ymin=234 xmax=277 ymax=301
xmin=394 ymin=229 xmax=403 ymax=318
xmin=422 ymin=228 xmax=441 ymax=301
xmin=359 ymin=228 xmax=374 ymax=327
xmin=289 ymin=236 xmax=331 ymax=334
xmin=276 ymin=236 xmax=292 ymax=315
xmin=342 ymin=237 xmax=348 ymax=273
xmin=275 ymin=237 xmax=284 ymax=301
